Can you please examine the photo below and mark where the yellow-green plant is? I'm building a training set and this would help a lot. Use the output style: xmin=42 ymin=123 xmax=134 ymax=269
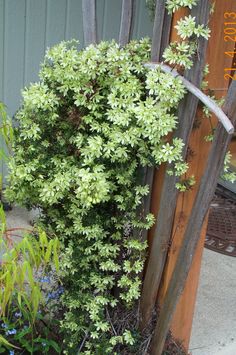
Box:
xmin=0 ymin=227 xmax=61 ymax=353
xmin=0 ymin=229 xmax=59 ymax=319
xmin=0 ymin=102 xmax=13 ymax=196
xmin=0 ymin=102 xmax=61 ymax=353
xmin=0 ymin=102 xmax=13 ymax=156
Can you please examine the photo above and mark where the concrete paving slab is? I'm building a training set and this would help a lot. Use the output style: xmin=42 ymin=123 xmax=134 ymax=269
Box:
xmin=0 ymin=206 xmax=32 ymax=260
xmin=6 ymin=205 xmax=32 ymax=230
xmin=189 ymin=249 xmax=236 ymax=355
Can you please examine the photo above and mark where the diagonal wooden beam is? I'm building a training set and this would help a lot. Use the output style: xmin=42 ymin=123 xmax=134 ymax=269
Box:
xmin=82 ymin=0 xmax=97 ymax=46
xmin=145 ymin=63 xmax=234 ymax=134
xmin=140 ymin=0 xmax=211 ymax=331
xmin=150 ymin=78 xmax=236 ymax=355
xmin=119 ymin=0 xmax=133 ymax=46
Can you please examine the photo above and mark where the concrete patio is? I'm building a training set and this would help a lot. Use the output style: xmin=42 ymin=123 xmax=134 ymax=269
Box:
xmin=190 ymin=249 xmax=236 ymax=355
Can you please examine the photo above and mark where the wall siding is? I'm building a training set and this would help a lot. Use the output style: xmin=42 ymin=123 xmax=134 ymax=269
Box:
xmin=0 ymin=0 xmax=153 ymax=117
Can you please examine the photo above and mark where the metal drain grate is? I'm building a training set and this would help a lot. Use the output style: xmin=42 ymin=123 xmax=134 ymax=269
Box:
xmin=205 ymin=194 xmax=236 ymax=257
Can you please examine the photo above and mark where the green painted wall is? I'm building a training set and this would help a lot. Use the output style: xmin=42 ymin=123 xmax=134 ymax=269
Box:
xmin=0 ymin=0 xmax=153 ymax=180
xmin=0 ymin=0 xmax=153 ymax=117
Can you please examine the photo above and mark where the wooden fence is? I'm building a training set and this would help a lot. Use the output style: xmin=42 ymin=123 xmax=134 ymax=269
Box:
xmin=154 ymin=0 xmax=236 ymax=349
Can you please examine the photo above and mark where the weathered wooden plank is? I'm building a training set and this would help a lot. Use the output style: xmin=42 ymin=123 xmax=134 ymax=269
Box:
xmin=119 ymin=0 xmax=133 ymax=46
xmin=141 ymin=1 xmax=172 ymax=243
xmin=140 ymin=0 xmax=210 ymax=330
xmin=159 ymin=8 xmax=172 ymax=59
xmin=166 ymin=0 xmax=236 ymax=345
xmin=151 ymin=0 xmax=166 ymax=61
xmin=82 ymin=0 xmax=97 ymax=46
xmin=150 ymin=78 xmax=236 ymax=355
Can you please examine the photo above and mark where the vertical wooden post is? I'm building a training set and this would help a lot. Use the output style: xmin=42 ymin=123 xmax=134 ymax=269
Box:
xmin=139 ymin=1 xmax=172 ymax=324
xmin=119 ymin=0 xmax=133 ymax=46
xmin=157 ymin=0 xmax=236 ymax=349
xmin=140 ymin=0 xmax=210 ymax=330
xmin=139 ymin=0 xmax=172 ymax=246
xmin=82 ymin=0 xmax=97 ymax=46
xmin=151 ymin=0 xmax=166 ymax=61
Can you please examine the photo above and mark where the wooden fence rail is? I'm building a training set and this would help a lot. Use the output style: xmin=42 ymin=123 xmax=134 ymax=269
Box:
xmin=150 ymin=79 xmax=236 ymax=355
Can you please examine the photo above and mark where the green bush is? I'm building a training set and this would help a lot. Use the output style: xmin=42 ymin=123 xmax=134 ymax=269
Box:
xmin=3 ymin=10 xmax=215 ymax=350
xmin=6 ymin=39 xmax=189 ymax=353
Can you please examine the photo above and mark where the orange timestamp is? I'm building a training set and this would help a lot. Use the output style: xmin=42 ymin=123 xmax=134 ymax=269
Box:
xmin=224 ymin=11 xmax=236 ymax=80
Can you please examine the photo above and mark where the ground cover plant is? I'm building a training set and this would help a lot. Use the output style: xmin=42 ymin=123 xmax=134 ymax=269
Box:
xmin=3 ymin=1 xmax=218 ymax=353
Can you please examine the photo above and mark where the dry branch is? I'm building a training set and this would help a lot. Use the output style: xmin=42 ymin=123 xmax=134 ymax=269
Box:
xmin=150 ymin=79 xmax=236 ymax=355
xmin=140 ymin=0 xmax=211 ymax=331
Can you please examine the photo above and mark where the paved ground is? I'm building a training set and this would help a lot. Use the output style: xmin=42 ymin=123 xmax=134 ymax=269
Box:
xmin=6 ymin=206 xmax=32 ymax=230
xmin=4 ymin=207 xmax=236 ymax=355
xmin=189 ymin=249 xmax=236 ymax=355
xmin=0 ymin=206 xmax=32 ymax=260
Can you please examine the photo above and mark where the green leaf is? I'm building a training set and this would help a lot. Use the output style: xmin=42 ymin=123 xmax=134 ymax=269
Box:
xmin=0 ymin=335 xmax=19 ymax=349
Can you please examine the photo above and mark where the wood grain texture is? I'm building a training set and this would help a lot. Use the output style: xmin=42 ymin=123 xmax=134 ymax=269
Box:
xmin=119 ymin=0 xmax=133 ymax=46
xmin=159 ymin=8 xmax=172 ymax=59
xmin=151 ymin=79 xmax=236 ymax=355
xmin=151 ymin=0 xmax=166 ymax=61
xmin=147 ymin=7 xmax=188 ymax=250
xmin=140 ymin=0 xmax=210 ymax=331
xmin=164 ymin=0 xmax=236 ymax=347
xmin=141 ymin=0 xmax=172 ymax=245
xmin=82 ymin=0 xmax=97 ymax=46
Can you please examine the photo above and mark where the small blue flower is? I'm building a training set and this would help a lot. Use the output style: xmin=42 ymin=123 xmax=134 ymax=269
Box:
xmin=42 ymin=342 xmax=47 ymax=347
xmin=40 ymin=276 xmax=51 ymax=283
xmin=47 ymin=292 xmax=56 ymax=300
xmin=1 ymin=323 xmax=7 ymax=328
xmin=46 ymin=286 xmax=64 ymax=302
xmin=58 ymin=286 xmax=64 ymax=294
xmin=14 ymin=312 xmax=22 ymax=318
xmin=6 ymin=329 xmax=17 ymax=335
xmin=9 ymin=350 xmax=14 ymax=355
